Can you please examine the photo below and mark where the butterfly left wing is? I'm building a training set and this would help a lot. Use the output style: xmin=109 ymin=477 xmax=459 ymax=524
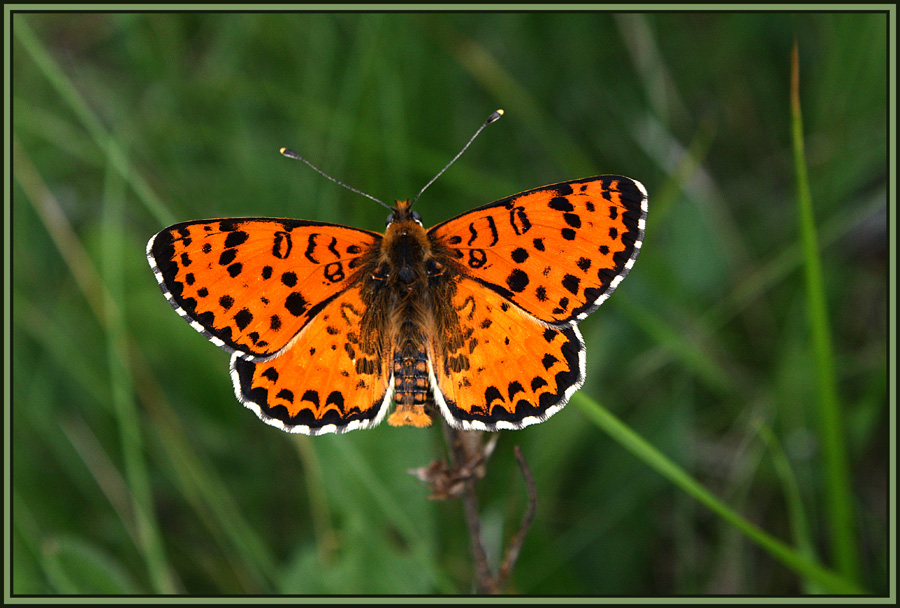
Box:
xmin=148 ymin=218 xmax=380 ymax=359
xmin=429 ymin=176 xmax=647 ymax=327
xmin=231 ymin=285 xmax=394 ymax=434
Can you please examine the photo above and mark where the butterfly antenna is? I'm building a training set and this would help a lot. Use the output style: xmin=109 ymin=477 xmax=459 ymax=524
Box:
xmin=279 ymin=147 xmax=393 ymax=210
xmin=411 ymin=109 xmax=504 ymax=207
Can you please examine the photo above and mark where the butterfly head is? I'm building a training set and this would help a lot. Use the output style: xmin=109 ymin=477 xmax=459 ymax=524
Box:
xmin=376 ymin=199 xmax=447 ymax=290
xmin=385 ymin=199 xmax=423 ymax=227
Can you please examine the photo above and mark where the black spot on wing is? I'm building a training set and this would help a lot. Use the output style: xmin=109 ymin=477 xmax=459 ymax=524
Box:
xmin=506 ymin=269 xmax=529 ymax=293
xmin=224 ymin=230 xmax=249 ymax=248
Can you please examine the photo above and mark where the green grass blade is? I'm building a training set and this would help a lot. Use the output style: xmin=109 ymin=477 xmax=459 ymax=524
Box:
xmin=757 ymin=422 xmax=822 ymax=593
xmin=442 ymin=24 xmax=596 ymax=178
xmin=574 ymin=393 xmax=865 ymax=594
xmin=615 ymin=293 xmax=734 ymax=397
xmin=328 ymin=438 xmax=458 ymax=593
xmin=791 ymin=41 xmax=862 ymax=584
xmin=40 ymin=536 xmax=141 ymax=595
xmin=14 ymin=138 xmax=179 ymax=594
xmin=100 ymin=149 xmax=181 ymax=594
xmin=14 ymin=17 xmax=174 ymax=227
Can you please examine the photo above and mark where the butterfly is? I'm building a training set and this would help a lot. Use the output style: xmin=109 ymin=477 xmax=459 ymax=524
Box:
xmin=147 ymin=111 xmax=647 ymax=435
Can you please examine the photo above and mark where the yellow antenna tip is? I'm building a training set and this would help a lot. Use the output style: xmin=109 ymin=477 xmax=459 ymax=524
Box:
xmin=486 ymin=109 xmax=504 ymax=125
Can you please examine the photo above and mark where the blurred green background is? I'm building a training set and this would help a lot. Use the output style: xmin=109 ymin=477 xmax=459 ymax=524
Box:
xmin=10 ymin=11 xmax=888 ymax=596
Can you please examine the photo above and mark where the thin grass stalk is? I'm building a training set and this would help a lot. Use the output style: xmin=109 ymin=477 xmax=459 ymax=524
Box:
xmin=790 ymin=40 xmax=862 ymax=584
xmin=100 ymin=156 xmax=182 ymax=593
xmin=575 ymin=393 xmax=865 ymax=594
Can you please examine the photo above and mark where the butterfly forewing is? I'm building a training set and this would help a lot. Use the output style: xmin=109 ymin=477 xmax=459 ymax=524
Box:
xmin=429 ymin=176 xmax=647 ymax=326
xmin=148 ymin=218 xmax=380 ymax=358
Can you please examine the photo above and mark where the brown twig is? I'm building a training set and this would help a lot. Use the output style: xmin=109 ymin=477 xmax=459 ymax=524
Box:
xmin=409 ymin=423 xmax=538 ymax=594
xmin=493 ymin=445 xmax=538 ymax=592
xmin=461 ymin=466 xmax=494 ymax=593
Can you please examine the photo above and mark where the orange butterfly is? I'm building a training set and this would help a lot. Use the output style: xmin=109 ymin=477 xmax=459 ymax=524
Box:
xmin=147 ymin=111 xmax=647 ymax=435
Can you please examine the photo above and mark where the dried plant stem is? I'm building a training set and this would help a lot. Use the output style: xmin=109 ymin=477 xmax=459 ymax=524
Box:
xmin=461 ymin=477 xmax=494 ymax=593
xmin=493 ymin=446 xmax=538 ymax=591
xmin=437 ymin=424 xmax=538 ymax=594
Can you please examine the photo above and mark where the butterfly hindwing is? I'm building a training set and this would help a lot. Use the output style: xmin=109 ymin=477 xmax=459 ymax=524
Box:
xmin=230 ymin=286 xmax=394 ymax=434
xmin=429 ymin=176 xmax=647 ymax=327
xmin=428 ymin=276 xmax=585 ymax=431
xmin=147 ymin=218 xmax=380 ymax=358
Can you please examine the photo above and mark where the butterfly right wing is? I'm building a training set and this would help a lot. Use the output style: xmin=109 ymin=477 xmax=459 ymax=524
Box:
xmin=428 ymin=275 xmax=584 ymax=431
xmin=147 ymin=218 xmax=380 ymax=359
xmin=428 ymin=176 xmax=647 ymax=327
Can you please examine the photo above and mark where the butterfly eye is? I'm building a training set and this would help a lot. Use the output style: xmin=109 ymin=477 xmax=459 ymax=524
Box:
xmin=385 ymin=212 xmax=396 ymax=226
xmin=411 ymin=210 xmax=423 ymax=224
xmin=372 ymin=263 xmax=390 ymax=281
xmin=426 ymin=259 xmax=444 ymax=276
